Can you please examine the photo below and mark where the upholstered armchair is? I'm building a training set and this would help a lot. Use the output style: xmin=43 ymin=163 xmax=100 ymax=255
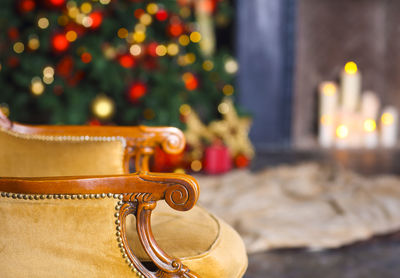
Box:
xmin=0 ymin=110 xmax=247 ymax=278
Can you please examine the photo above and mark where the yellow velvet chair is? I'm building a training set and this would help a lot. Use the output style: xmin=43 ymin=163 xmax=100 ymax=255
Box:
xmin=0 ymin=111 xmax=247 ymax=278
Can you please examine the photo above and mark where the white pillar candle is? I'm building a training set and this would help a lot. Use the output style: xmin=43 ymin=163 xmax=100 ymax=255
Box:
xmin=341 ymin=61 xmax=361 ymax=112
xmin=335 ymin=110 xmax=351 ymax=149
xmin=363 ymin=118 xmax=378 ymax=149
xmin=381 ymin=106 xmax=398 ymax=148
xmin=335 ymin=123 xmax=350 ymax=149
xmin=350 ymin=113 xmax=363 ymax=148
xmin=361 ymin=91 xmax=380 ymax=120
xmin=319 ymin=82 xmax=338 ymax=116
xmin=318 ymin=82 xmax=338 ymax=147
xmin=319 ymin=115 xmax=335 ymax=147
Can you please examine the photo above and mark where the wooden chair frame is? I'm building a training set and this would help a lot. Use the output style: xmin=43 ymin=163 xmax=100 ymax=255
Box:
xmin=0 ymin=111 xmax=200 ymax=278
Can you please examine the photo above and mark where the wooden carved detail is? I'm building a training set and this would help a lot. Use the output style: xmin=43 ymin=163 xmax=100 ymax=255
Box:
xmin=118 ymin=200 xmax=153 ymax=277
xmin=126 ymin=126 xmax=185 ymax=172
xmin=138 ymin=172 xmax=199 ymax=212
xmin=0 ymin=172 xmax=200 ymax=205
xmin=119 ymin=193 xmax=199 ymax=278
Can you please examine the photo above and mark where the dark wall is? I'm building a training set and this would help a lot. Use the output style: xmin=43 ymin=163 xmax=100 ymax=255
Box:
xmin=293 ymin=0 xmax=400 ymax=146
xmin=237 ymin=0 xmax=296 ymax=149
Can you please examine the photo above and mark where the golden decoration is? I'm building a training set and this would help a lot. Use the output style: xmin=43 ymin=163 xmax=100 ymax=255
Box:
xmin=31 ymin=77 xmax=44 ymax=96
xmin=209 ymin=98 xmax=254 ymax=158
xmin=184 ymin=98 xmax=254 ymax=160
xmin=183 ymin=109 xmax=214 ymax=151
xmin=91 ymin=95 xmax=115 ymax=120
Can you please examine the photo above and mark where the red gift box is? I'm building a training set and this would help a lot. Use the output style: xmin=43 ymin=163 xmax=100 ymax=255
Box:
xmin=203 ymin=142 xmax=232 ymax=174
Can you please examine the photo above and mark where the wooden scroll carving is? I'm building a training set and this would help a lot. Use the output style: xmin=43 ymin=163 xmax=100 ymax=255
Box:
xmin=127 ymin=126 xmax=185 ymax=172
xmin=119 ymin=194 xmax=198 ymax=278
xmin=118 ymin=173 xmax=199 ymax=278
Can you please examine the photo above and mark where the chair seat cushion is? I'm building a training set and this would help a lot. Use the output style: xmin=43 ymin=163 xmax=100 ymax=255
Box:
xmin=126 ymin=202 xmax=248 ymax=278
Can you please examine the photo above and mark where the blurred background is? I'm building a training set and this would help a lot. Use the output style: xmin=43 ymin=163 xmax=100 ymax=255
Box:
xmin=3 ymin=0 xmax=400 ymax=277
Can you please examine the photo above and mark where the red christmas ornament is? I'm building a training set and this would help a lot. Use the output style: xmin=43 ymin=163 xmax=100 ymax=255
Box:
xmin=118 ymin=54 xmax=136 ymax=68
xmin=52 ymin=33 xmax=69 ymax=52
xmin=8 ymin=28 xmax=19 ymax=40
xmin=134 ymin=8 xmax=145 ymax=19
xmin=67 ymin=70 xmax=84 ymax=86
xmin=19 ymin=0 xmax=35 ymax=13
xmin=144 ymin=58 xmax=158 ymax=70
xmin=89 ymin=11 xmax=103 ymax=29
xmin=128 ymin=82 xmax=147 ymax=102
xmin=88 ymin=119 xmax=101 ymax=126
xmin=203 ymin=141 xmax=232 ymax=174
xmin=152 ymin=146 xmax=184 ymax=172
xmin=177 ymin=0 xmax=190 ymax=6
xmin=7 ymin=57 xmax=20 ymax=68
xmin=235 ymin=154 xmax=250 ymax=168
xmin=168 ymin=23 xmax=184 ymax=37
xmin=198 ymin=0 xmax=218 ymax=14
xmin=65 ymin=23 xmax=85 ymax=36
xmin=81 ymin=52 xmax=92 ymax=63
xmin=183 ymin=73 xmax=198 ymax=91
xmin=56 ymin=55 xmax=74 ymax=77
xmin=155 ymin=9 xmax=168 ymax=21
xmin=147 ymin=42 xmax=158 ymax=57
xmin=48 ymin=0 xmax=65 ymax=7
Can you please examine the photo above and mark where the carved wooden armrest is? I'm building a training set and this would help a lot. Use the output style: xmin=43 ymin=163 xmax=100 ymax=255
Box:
xmin=0 ymin=172 xmax=200 ymax=278
xmin=0 ymin=109 xmax=185 ymax=172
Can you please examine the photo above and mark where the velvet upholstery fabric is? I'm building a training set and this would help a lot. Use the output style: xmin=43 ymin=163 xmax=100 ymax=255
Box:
xmin=0 ymin=198 xmax=134 ymax=278
xmin=0 ymin=129 xmax=124 ymax=177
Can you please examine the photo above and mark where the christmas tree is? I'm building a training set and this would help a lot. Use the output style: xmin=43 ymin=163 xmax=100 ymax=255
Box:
xmin=0 ymin=0 xmax=237 ymax=129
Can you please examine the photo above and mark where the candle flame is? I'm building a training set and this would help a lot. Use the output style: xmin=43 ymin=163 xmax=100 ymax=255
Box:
xmin=344 ymin=61 xmax=358 ymax=75
xmin=336 ymin=125 xmax=349 ymax=139
xmin=363 ymin=119 xmax=376 ymax=132
xmin=322 ymin=82 xmax=337 ymax=96
xmin=381 ymin=113 xmax=394 ymax=125
xmin=320 ymin=115 xmax=334 ymax=125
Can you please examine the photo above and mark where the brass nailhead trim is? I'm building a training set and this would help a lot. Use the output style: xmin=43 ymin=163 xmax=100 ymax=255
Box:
xmin=114 ymin=199 xmax=144 ymax=278
xmin=0 ymin=192 xmax=122 ymax=201
xmin=0 ymin=191 xmax=142 ymax=277
xmin=0 ymin=127 xmax=127 ymax=149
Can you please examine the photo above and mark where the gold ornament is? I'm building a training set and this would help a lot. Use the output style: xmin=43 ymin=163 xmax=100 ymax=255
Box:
xmin=91 ymin=95 xmax=115 ymax=120
xmin=31 ymin=77 xmax=44 ymax=96
xmin=183 ymin=109 xmax=214 ymax=150
xmin=183 ymin=99 xmax=254 ymax=161
xmin=209 ymin=98 xmax=254 ymax=158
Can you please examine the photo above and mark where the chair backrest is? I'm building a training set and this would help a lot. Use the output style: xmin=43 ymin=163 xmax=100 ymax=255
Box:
xmin=0 ymin=128 xmax=125 ymax=177
xmin=0 ymin=110 xmax=185 ymax=176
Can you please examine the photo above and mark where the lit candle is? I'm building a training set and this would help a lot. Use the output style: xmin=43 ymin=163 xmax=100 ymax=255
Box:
xmin=341 ymin=61 xmax=361 ymax=112
xmin=363 ymin=118 xmax=378 ymax=149
xmin=318 ymin=82 xmax=338 ymax=147
xmin=335 ymin=109 xmax=351 ymax=149
xmin=319 ymin=115 xmax=335 ymax=147
xmin=335 ymin=123 xmax=350 ymax=149
xmin=361 ymin=91 xmax=380 ymax=120
xmin=319 ymin=82 xmax=338 ymax=115
xmin=381 ymin=106 xmax=398 ymax=148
